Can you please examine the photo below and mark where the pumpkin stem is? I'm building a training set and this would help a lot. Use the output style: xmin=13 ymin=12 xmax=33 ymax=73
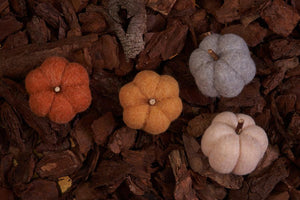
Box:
xmin=235 ymin=119 xmax=244 ymax=134
xmin=149 ymin=98 xmax=156 ymax=106
xmin=54 ymin=86 xmax=61 ymax=93
xmin=208 ymin=49 xmax=219 ymax=61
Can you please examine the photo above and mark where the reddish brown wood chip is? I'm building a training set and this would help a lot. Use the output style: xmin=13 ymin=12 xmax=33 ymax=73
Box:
xmin=71 ymin=0 xmax=89 ymax=13
xmin=136 ymin=19 xmax=188 ymax=70
xmin=268 ymin=39 xmax=300 ymax=60
xmin=215 ymin=0 xmax=240 ymax=24
xmin=262 ymin=70 xmax=285 ymax=95
xmin=146 ymin=0 xmax=177 ymax=16
xmin=20 ymin=179 xmax=59 ymax=200
xmin=108 ymin=127 xmax=137 ymax=154
xmin=10 ymin=0 xmax=26 ymax=17
xmin=0 ymin=14 xmax=23 ymax=42
xmin=276 ymin=94 xmax=297 ymax=117
xmin=26 ymin=16 xmax=50 ymax=44
xmin=261 ymin=0 xmax=300 ymax=37
xmin=221 ymin=22 xmax=267 ymax=47
xmin=91 ymin=112 xmax=116 ymax=145
xmin=229 ymin=158 xmax=289 ymax=200
xmin=186 ymin=113 xmax=216 ymax=137
xmin=2 ymin=31 xmax=28 ymax=49
xmin=36 ymin=150 xmax=81 ymax=179
xmin=280 ymin=77 xmax=300 ymax=112
xmin=79 ymin=11 xmax=107 ymax=34
xmin=89 ymin=35 xmax=120 ymax=71
xmin=0 ymin=0 xmax=9 ymax=15
xmin=0 ymin=187 xmax=14 ymax=200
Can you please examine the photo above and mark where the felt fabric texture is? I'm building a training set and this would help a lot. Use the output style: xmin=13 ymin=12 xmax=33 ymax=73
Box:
xmin=119 ymin=70 xmax=182 ymax=135
xmin=25 ymin=56 xmax=92 ymax=124
xmin=201 ymin=111 xmax=268 ymax=175
xmin=189 ymin=33 xmax=256 ymax=98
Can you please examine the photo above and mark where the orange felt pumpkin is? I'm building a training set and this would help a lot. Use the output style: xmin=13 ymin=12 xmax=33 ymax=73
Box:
xmin=25 ymin=56 xmax=92 ymax=124
xmin=119 ymin=70 xmax=183 ymax=135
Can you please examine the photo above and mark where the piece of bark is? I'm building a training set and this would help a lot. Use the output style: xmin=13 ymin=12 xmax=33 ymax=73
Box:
xmin=90 ymin=160 xmax=132 ymax=192
xmin=74 ymin=182 xmax=103 ymax=200
xmin=2 ymin=31 xmax=28 ymax=49
xmin=219 ymin=78 xmax=266 ymax=114
xmin=163 ymin=57 xmax=213 ymax=106
xmin=26 ymin=16 xmax=51 ymax=44
xmin=10 ymin=0 xmax=27 ymax=17
xmin=89 ymin=35 xmax=120 ymax=71
xmin=171 ymin=0 xmax=195 ymax=16
xmin=146 ymin=12 xmax=166 ymax=32
xmin=8 ymin=153 xmax=35 ymax=186
xmin=229 ymin=158 xmax=289 ymax=200
xmin=280 ymin=77 xmax=300 ymax=112
xmin=91 ymin=112 xmax=116 ymax=146
xmin=168 ymin=149 xmax=198 ymax=200
xmin=182 ymin=133 xmax=244 ymax=189
xmin=221 ymin=22 xmax=268 ymax=47
xmin=215 ymin=0 xmax=240 ymax=24
xmin=35 ymin=139 xmax=70 ymax=153
xmin=36 ymin=150 xmax=81 ymax=179
xmin=190 ymin=9 xmax=209 ymax=36
xmin=186 ymin=113 xmax=216 ymax=137
xmin=70 ymin=0 xmax=89 ymax=13
xmin=0 ymin=102 xmax=25 ymax=151
xmin=288 ymin=113 xmax=300 ymax=141
xmin=276 ymin=94 xmax=297 ymax=117
xmin=108 ymin=127 xmax=137 ymax=154
xmin=152 ymin=166 xmax=175 ymax=200
xmin=0 ymin=79 xmax=69 ymax=144
xmin=0 ymin=14 xmax=23 ymax=42
xmin=34 ymin=2 xmax=67 ymax=39
xmin=262 ymin=70 xmax=285 ymax=95
xmin=267 ymin=191 xmax=289 ymax=200
xmin=268 ymin=39 xmax=300 ymax=60
xmin=0 ymin=0 xmax=9 ymax=15
xmin=0 ymin=154 xmax=13 ymax=186
xmin=198 ymin=0 xmax=222 ymax=15
xmin=0 ymin=187 xmax=14 ymax=200
xmin=78 ymin=11 xmax=107 ymax=34
xmin=87 ymin=1 xmax=146 ymax=59
xmin=61 ymin=0 xmax=82 ymax=37
xmin=274 ymin=57 xmax=299 ymax=72
xmin=115 ymin=48 xmax=134 ymax=76
xmin=20 ymin=179 xmax=59 ymax=200
xmin=71 ymin=111 xmax=97 ymax=156
xmin=261 ymin=0 xmax=300 ymax=37
xmin=146 ymin=0 xmax=177 ymax=16
xmin=0 ymin=33 xmax=98 ymax=78
xmin=136 ymin=19 xmax=188 ymax=70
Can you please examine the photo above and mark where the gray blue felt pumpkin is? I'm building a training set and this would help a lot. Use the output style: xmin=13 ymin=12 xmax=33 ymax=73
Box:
xmin=189 ymin=33 xmax=256 ymax=98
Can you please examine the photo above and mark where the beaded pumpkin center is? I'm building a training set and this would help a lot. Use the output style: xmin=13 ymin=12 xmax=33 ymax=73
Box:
xmin=53 ymin=86 xmax=61 ymax=93
xmin=148 ymin=98 xmax=156 ymax=106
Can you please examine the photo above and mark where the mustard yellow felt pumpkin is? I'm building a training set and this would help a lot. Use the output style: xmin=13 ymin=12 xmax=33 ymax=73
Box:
xmin=119 ymin=70 xmax=182 ymax=135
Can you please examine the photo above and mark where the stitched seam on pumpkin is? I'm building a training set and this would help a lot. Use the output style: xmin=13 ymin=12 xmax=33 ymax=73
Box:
xmin=233 ymin=136 xmax=242 ymax=172
xmin=222 ymin=59 xmax=247 ymax=85
xmin=61 ymin=93 xmax=76 ymax=113
xmin=153 ymin=76 xmax=161 ymax=100
xmin=59 ymin=63 xmax=68 ymax=86
xmin=132 ymin=82 xmax=148 ymax=100
xmin=141 ymin=105 xmax=151 ymax=130
xmin=156 ymin=106 xmax=172 ymax=122
xmin=212 ymin=35 xmax=221 ymax=95
xmin=48 ymin=94 xmax=56 ymax=118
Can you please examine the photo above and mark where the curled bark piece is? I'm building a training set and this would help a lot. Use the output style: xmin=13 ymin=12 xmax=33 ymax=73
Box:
xmin=87 ymin=1 xmax=146 ymax=59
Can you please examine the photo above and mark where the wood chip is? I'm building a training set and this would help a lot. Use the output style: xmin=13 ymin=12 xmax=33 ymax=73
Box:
xmin=0 ymin=14 xmax=23 ymax=42
xmin=146 ymin=0 xmax=177 ymax=16
xmin=91 ymin=112 xmax=116 ymax=145
xmin=108 ymin=127 xmax=137 ymax=154
xmin=20 ymin=179 xmax=59 ymax=200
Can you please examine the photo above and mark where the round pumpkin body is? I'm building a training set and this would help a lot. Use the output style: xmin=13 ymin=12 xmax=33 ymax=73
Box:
xmin=201 ymin=112 xmax=268 ymax=175
xmin=25 ymin=56 xmax=92 ymax=124
xmin=119 ymin=70 xmax=182 ymax=135
xmin=189 ymin=33 xmax=256 ymax=98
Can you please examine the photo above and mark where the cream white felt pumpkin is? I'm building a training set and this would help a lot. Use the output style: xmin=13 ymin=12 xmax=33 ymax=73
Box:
xmin=201 ymin=111 xmax=268 ymax=175
xmin=189 ymin=33 xmax=256 ymax=98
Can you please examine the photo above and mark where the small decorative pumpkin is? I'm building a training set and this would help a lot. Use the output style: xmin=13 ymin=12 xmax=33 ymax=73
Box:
xmin=201 ymin=111 xmax=268 ymax=175
xmin=25 ymin=57 xmax=92 ymax=124
xmin=189 ymin=33 xmax=256 ymax=98
xmin=119 ymin=70 xmax=182 ymax=135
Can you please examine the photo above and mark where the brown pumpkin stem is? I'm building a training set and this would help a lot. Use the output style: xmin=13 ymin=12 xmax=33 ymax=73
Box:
xmin=149 ymin=98 xmax=156 ymax=106
xmin=54 ymin=86 xmax=61 ymax=93
xmin=235 ymin=119 xmax=244 ymax=134
xmin=208 ymin=49 xmax=219 ymax=61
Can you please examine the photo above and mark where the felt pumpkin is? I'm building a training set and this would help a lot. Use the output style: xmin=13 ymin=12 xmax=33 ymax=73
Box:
xmin=25 ymin=56 xmax=92 ymax=124
xmin=201 ymin=111 xmax=268 ymax=175
xmin=189 ymin=33 xmax=256 ymax=98
xmin=119 ymin=70 xmax=182 ymax=135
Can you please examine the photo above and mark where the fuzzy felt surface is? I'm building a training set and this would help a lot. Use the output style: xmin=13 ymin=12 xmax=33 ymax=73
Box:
xmin=119 ymin=70 xmax=182 ymax=135
xmin=25 ymin=56 xmax=92 ymax=124
xmin=189 ymin=33 xmax=256 ymax=98
xmin=201 ymin=112 xmax=268 ymax=175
